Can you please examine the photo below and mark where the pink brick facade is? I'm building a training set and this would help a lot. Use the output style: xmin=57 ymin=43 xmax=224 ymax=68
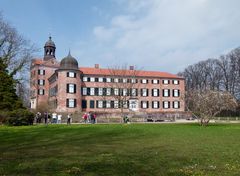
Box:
xmin=30 ymin=37 xmax=185 ymax=114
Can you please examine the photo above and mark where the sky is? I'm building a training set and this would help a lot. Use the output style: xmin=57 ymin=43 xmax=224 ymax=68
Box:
xmin=1 ymin=0 xmax=240 ymax=73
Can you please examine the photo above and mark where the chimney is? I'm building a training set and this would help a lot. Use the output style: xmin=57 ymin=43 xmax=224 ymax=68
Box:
xmin=95 ymin=64 xmax=99 ymax=69
xmin=129 ymin=66 xmax=134 ymax=70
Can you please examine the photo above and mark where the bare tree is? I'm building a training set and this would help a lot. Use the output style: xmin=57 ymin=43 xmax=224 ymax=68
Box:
xmin=0 ymin=14 xmax=37 ymax=106
xmin=185 ymin=90 xmax=238 ymax=126
xmin=102 ymin=64 xmax=142 ymax=118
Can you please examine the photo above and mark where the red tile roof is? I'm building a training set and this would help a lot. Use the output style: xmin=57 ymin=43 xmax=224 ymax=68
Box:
xmin=79 ymin=67 xmax=182 ymax=79
xmin=32 ymin=59 xmax=182 ymax=79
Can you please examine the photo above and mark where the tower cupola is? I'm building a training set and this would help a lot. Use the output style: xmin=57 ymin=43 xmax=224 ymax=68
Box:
xmin=44 ymin=36 xmax=56 ymax=60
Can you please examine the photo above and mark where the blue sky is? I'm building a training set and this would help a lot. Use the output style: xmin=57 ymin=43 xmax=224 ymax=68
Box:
xmin=1 ymin=0 xmax=240 ymax=73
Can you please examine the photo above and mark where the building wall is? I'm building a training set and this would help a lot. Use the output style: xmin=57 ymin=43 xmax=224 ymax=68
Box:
xmin=30 ymin=60 xmax=185 ymax=114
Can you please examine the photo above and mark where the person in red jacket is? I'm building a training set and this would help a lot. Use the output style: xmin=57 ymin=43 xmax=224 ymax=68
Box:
xmin=82 ymin=113 xmax=88 ymax=123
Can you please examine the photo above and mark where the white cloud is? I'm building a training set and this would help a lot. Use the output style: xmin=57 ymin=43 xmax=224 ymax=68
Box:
xmin=82 ymin=0 xmax=240 ymax=73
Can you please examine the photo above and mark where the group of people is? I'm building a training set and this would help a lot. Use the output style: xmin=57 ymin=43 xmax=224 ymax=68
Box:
xmin=35 ymin=112 xmax=64 ymax=124
xmin=82 ymin=112 xmax=97 ymax=124
xmin=35 ymin=112 xmax=97 ymax=124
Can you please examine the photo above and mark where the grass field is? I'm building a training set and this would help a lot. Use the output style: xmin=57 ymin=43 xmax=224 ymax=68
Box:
xmin=0 ymin=123 xmax=240 ymax=176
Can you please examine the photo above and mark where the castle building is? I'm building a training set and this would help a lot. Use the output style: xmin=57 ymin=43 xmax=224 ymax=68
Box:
xmin=30 ymin=37 xmax=185 ymax=114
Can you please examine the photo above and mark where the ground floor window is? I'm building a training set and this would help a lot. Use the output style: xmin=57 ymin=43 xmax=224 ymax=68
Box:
xmin=67 ymin=99 xmax=76 ymax=108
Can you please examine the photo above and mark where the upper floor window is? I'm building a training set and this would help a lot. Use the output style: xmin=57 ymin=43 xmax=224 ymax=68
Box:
xmin=114 ymin=101 xmax=119 ymax=108
xmin=83 ymin=77 xmax=88 ymax=82
xmin=131 ymin=88 xmax=137 ymax=96
xmin=67 ymin=99 xmax=76 ymax=108
xmin=163 ymin=101 xmax=170 ymax=109
xmin=98 ymin=88 xmax=103 ymax=96
xmin=163 ymin=79 xmax=170 ymax=85
xmin=67 ymin=84 xmax=76 ymax=93
xmin=131 ymin=79 xmax=137 ymax=83
xmin=106 ymin=100 xmax=111 ymax=108
xmin=67 ymin=72 xmax=76 ymax=78
xmin=173 ymin=80 xmax=179 ymax=85
xmin=38 ymin=89 xmax=45 ymax=95
xmin=90 ymin=88 xmax=95 ymax=95
xmin=152 ymin=79 xmax=159 ymax=84
xmin=122 ymin=78 xmax=127 ymax=83
xmin=106 ymin=78 xmax=111 ymax=83
xmin=90 ymin=100 xmax=95 ymax=108
xmin=98 ymin=77 xmax=103 ymax=82
xmin=114 ymin=78 xmax=119 ymax=83
xmin=114 ymin=88 xmax=119 ymax=96
xmin=82 ymin=87 xmax=87 ymax=95
xmin=98 ymin=100 xmax=103 ymax=108
xmin=163 ymin=89 xmax=170 ymax=97
xmin=152 ymin=89 xmax=159 ymax=97
xmin=141 ymin=89 xmax=148 ymax=97
xmin=173 ymin=101 xmax=180 ymax=109
xmin=38 ymin=79 xmax=45 ymax=86
xmin=141 ymin=79 xmax=148 ymax=84
xmin=106 ymin=88 xmax=111 ymax=96
xmin=90 ymin=77 xmax=95 ymax=82
xmin=152 ymin=101 xmax=159 ymax=109
xmin=141 ymin=101 xmax=148 ymax=109
xmin=173 ymin=89 xmax=180 ymax=97
xmin=38 ymin=69 xmax=45 ymax=75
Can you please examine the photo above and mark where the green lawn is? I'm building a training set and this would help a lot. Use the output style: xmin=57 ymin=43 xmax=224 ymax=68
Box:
xmin=0 ymin=124 xmax=240 ymax=176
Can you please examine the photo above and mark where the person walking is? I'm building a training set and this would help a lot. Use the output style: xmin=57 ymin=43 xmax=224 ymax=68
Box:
xmin=57 ymin=114 xmax=62 ymax=124
xmin=67 ymin=114 xmax=71 ymax=125
xmin=82 ymin=113 xmax=88 ymax=123
xmin=93 ymin=112 xmax=97 ymax=124
xmin=52 ymin=112 xmax=57 ymax=124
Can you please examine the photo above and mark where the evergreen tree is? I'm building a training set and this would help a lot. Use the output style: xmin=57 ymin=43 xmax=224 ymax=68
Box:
xmin=0 ymin=59 xmax=23 ymax=111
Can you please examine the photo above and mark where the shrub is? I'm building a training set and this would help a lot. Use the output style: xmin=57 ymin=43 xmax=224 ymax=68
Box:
xmin=6 ymin=109 xmax=34 ymax=126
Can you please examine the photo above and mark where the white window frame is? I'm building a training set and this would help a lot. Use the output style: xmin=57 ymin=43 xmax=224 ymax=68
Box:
xmin=163 ymin=101 xmax=169 ymax=109
xmin=68 ymin=99 xmax=75 ymax=108
xmin=39 ymin=69 xmax=44 ymax=75
xmin=90 ymin=88 xmax=95 ymax=95
xmin=173 ymin=101 xmax=180 ymax=109
xmin=123 ymin=78 xmax=127 ymax=83
xmin=106 ymin=78 xmax=111 ymax=83
xmin=39 ymin=89 xmax=44 ymax=95
xmin=82 ymin=87 xmax=87 ymax=95
xmin=83 ymin=77 xmax=88 ymax=82
xmin=142 ymin=101 xmax=147 ymax=109
xmin=114 ymin=88 xmax=119 ymax=95
xmin=153 ymin=89 xmax=158 ymax=97
xmin=142 ymin=79 xmax=147 ymax=84
xmin=114 ymin=101 xmax=119 ymax=108
xmin=153 ymin=79 xmax=158 ymax=84
xmin=98 ymin=88 xmax=103 ymax=96
xmin=90 ymin=77 xmax=95 ymax=82
xmin=106 ymin=88 xmax=111 ymax=96
xmin=98 ymin=101 xmax=103 ymax=108
xmin=153 ymin=101 xmax=158 ymax=109
xmin=142 ymin=89 xmax=147 ymax=97
xmin=114 ymin=78 xmax=119 ymax=83
xmin=68 ymin=84 xmax=75 ymax=93
xmin=131 ymin=79 xmax=136 ymax=83
xmin=163 ymin=79 xmax=169 ymax=85
xmin=132 ymin=89 xmax=137 ymax=96
xmin=163 ymin=89 xmax=169 ymax=97
xmin=39 ymin=79 xmax=44 ymax=85
xmin=173 ymin=89 xmax=179 ymax=97
xmin=106 ymin=101 xmax=111 ymax=108
xmin=173 ymin=80 xmax=179 ymax=85
xmin=68 ymin=72 xmax=75 ymax=78
xmin=123 ymin=88 xmax=127 ymax=96
xmin=98 ymin=77 xmax=103 ymax=82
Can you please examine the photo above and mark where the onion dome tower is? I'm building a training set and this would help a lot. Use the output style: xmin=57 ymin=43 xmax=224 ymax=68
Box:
xmin=60 ymin=51 xmax=79 ymax=70
xmin=44 ymin=36 xmax=56 ymax=61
